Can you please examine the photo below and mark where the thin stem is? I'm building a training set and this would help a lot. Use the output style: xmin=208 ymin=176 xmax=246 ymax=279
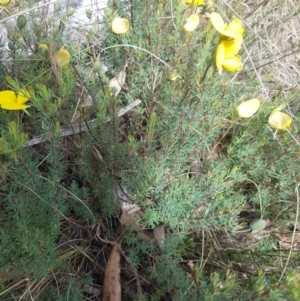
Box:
xmin=278 ymin=183 xmax=300 ymax=282
xmin=71 ymin=63 xmax=97 ymax=105
xmin=101 ymin=44 xmax=170 ymax=68
xmin=287 ymin=129 xmax=300 ymax=147
xmin=246 ymin=179 xmax=263 ymax=218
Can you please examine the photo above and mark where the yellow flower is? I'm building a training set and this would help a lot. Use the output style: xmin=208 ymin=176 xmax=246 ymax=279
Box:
xmin=112 ymin=17 xmax=130 ymax=34
xmin=184 ymin=14 xmax=200 ymax=34
xmin=210 ymin=12 xmax=244 ymax=39
xmin=38 ymin=43 xmax=49 ymax=52
xmin=221 ymin=38 xmax=243 ymax=55
xmin=16 ymin=90 xmax=30 ymax=104
xmin=56 ymin=47 xmax=70 ymax=67
xmin=224 ymin=18 xmax=244 ymax=38
xmin=216 ymin=41 xmax=243 ymax=74
xmin=216 ymin=42 xmax=225 ymax=71
xmin=0 ymin=90 xmax=30 ymax=111
xmin=236 ymin=99 xmax=261 ymax=118
xmin=167 ymin=71 xmax=180 ymax=81
xmin=222 ymin=56 xmax=243 ymax=73
xmin=211 ymin=13 xmax=244 ymax=74
xmin=268 ymin=110 xmax=292 ymax=131
xmin=185 ymin=0 xmax=204 ymax=6
xmin=0 ymin=0 xmax=11 ymax=6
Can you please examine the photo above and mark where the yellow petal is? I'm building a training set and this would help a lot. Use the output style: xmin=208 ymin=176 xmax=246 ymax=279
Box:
xmin=0 ymin=90 xmax=17 ymax=104
xmin=236 ymin=99 xmax=261 ymax=118
xmin=268 ymin=111 xmax=292 ymax=131
xmin=210 ymin=12 xmax=226 ymax=31
xmin=17 ymin=90 xmax=30 ymax=104
xmin=225 ymin=19 xmax=244 ymax=37
xmin=223 ymin=38 xmax=243 ymax=56
xmin=210 ymin=12 xmax=239 ymax=39
xmin=0 ymin=0 xmax=11 ymax=6
xmin=216 ymin=42 xmax=225 ymax=74
xmin=184 ymin=14 xmax=200 ymax=34
xmin=38 ymin=43 xmax=48 ymax=52
xmin=167 ymin=71 xmax=180 ymax=81
xmin=112 ymin=17 xmax=130 ymax=34
xmin=185 ymin=0 xmax=204 ymax=5
xmin=223 ymin=56 xmax=243 ymax=72
xmin=56 ymin=47 xmax=70 ymax=67
xmin=1 ymin=103 xmax=29 ymax=111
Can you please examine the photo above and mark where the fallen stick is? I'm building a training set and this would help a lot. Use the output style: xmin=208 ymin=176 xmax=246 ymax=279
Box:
xmin=26 ymin=99 xmax=141 ymax=147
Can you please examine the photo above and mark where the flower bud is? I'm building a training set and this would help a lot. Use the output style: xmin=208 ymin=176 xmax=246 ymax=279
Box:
xmin=66 ymin=7 xmax=75 ymax=17
xmin=8 ymin=41 xmax=16 ymax=51
xmin=17 ymin=15 xmax=27 ymax=30
xmin=167 ymin=71 xmax=179 ymax=81
xmin=93 ymin=61 xmax=102 ymax=73
xmin=54 ymin=3 xmax=61 ymax=12
xmin=86 ymin=9 xmax=92 ymax=20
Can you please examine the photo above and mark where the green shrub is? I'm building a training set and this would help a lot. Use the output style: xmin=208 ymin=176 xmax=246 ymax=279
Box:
xmin=0 ymin=0 xmax=300 ymax=300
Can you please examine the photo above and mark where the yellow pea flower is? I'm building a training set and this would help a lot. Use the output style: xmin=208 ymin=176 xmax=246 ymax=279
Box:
xmin=0 ymin=90 xmax=30 ymax=111
xmin=38 ymin=43 xmax=49 ymax=52
xmin=17 ymin=90 xmax=30 ymax=104
xmin=1 ymin=103 xmax=29 ymax=110
xmin=210 ymin=12 xmax=244 ymax=39
xmin=216 ymin=41 xmax=243 ymax=74
xmin=222 ymin=56 xmax=243 ymax=73
xmin=268 ymin=110 xmax=292 ymax=131
xmin=236 ymin=99 xmax=261 ymax=118
xmin=216 ymin=42 xmax=225 ymax=72
xmin=167 ymin=71 xmax=180 ymax=81
xmin=224 ymin=18 xmax=244 ymax=38
xmin=185 ymin=0 xmax=204 ymax=6
xmin=216 ymin=39 xmax=242 ymax=68
xmin=56 ymin=47 xmax=70 ymax=67
xmin=221 ymin=38 xmax=243 ymax=55
xmin=0 ymin=0 xmax=11 ymax=6
xmin=184 ymin=14 xmax=200 ymax=34
xmin=112 ymin=17 xmax=130 ymax=34
xmin=211 ymin=12 xmax=244 ymax=74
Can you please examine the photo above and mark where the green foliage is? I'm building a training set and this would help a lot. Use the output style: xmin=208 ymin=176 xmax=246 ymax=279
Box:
xmin=0 ymin=0 xmax=300 ymax=300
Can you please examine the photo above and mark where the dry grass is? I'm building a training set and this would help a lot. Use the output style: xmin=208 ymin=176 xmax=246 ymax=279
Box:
xmin=223 ymin=0 xmax=300 ymax=93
